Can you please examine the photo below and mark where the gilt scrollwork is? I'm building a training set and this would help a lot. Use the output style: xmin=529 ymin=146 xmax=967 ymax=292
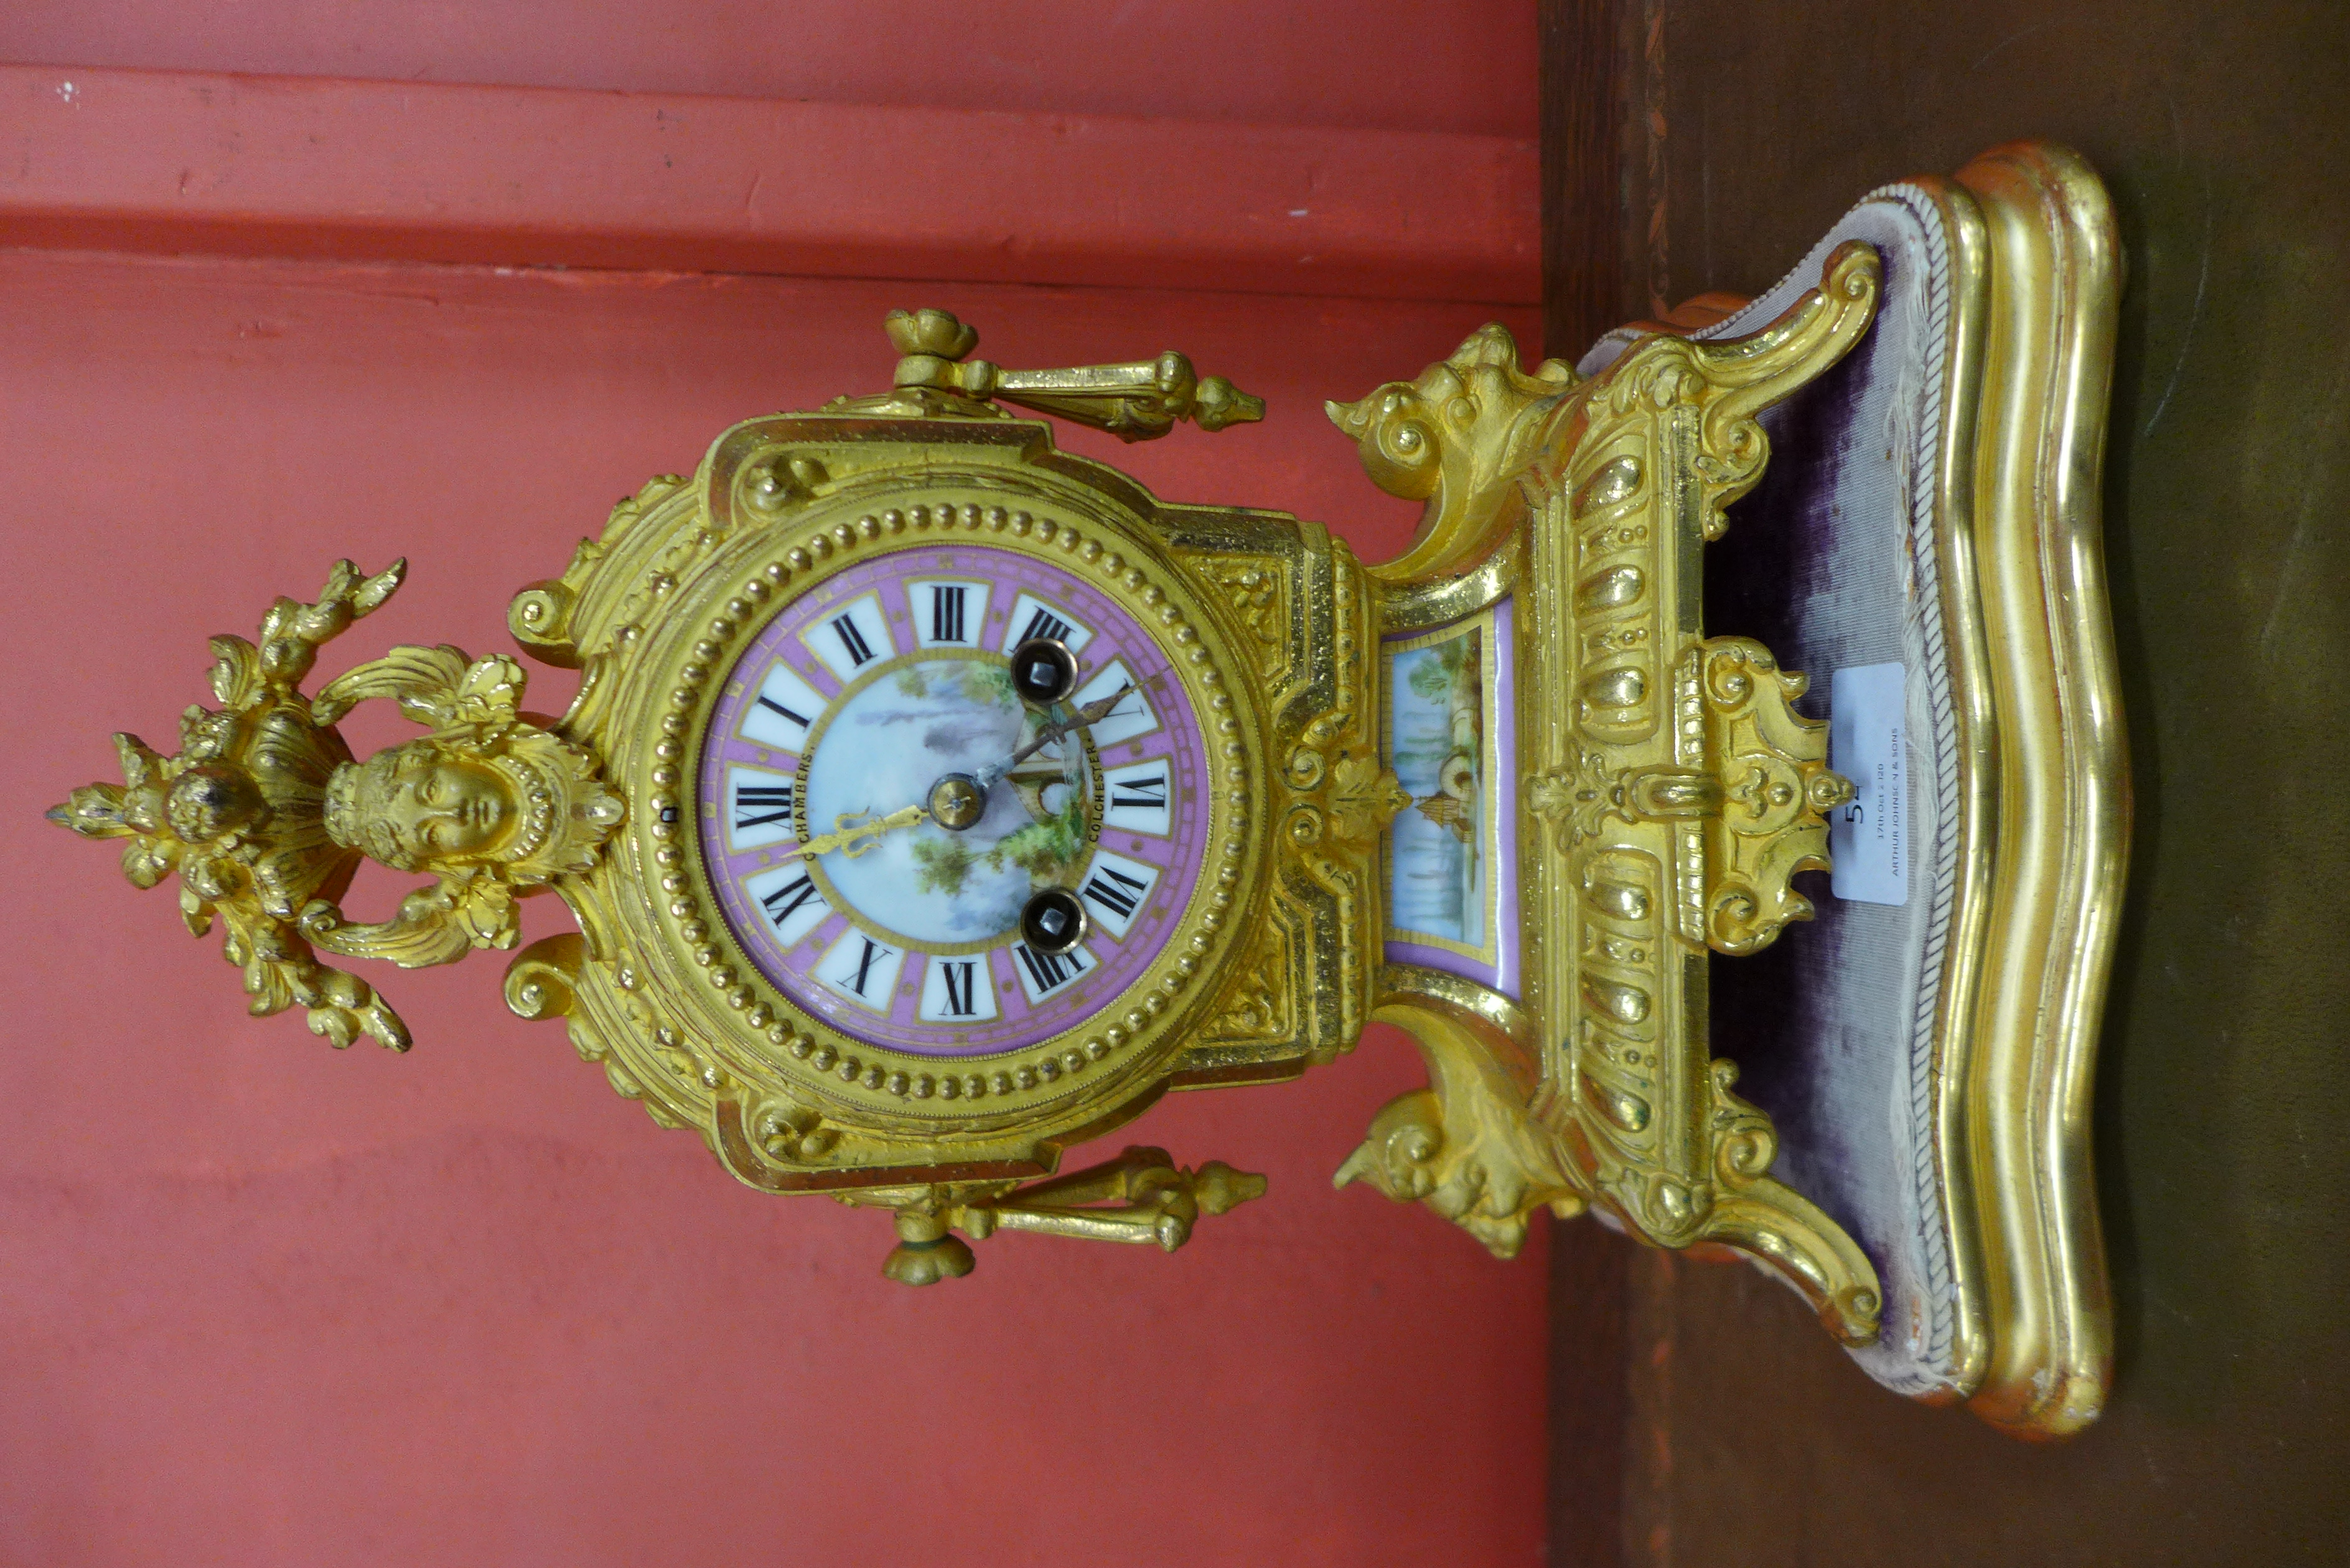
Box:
xmin=1194 ymin=558 xmax=1288 ymax=668
xmin=1332 ymin=246 xmax=1887 ymax=1344
xmin=1328 ymin=323 xmax=1580 ymax=583
xmin=1287 ymin=747 xmax=1412 ymax=849
xmin=1342 ymin=967 xmax=1579 ymax=1259
xmin=1205 ymin=929 xmax=1294 ymax=1043
xmin=1272 ymin=548 xmax=1407 ymax=1052
xmin=1520 ymin=639 xmax=1847 ymax=959
xmin=1171 ymin=524 xmax=1399 ymax=1073
xmin=1697 ymin=637 xmax=1855 ymax=955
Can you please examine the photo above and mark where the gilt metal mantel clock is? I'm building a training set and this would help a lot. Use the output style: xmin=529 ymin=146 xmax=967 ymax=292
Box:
xmin=52 ymin=142 xmax=2127 ymax=1438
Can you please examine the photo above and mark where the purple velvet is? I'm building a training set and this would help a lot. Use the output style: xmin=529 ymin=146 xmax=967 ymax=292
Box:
xmin=1578 ymin=184 xmax=1969 ymax=1396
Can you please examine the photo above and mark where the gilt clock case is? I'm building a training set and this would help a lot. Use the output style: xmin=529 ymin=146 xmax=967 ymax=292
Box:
xmin=504 ymin=410 xmax=1367 ymax=1190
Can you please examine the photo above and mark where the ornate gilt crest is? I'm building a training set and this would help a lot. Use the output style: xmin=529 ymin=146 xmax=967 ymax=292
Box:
xmin=49 ymin=560 xmax=623 ymax=1050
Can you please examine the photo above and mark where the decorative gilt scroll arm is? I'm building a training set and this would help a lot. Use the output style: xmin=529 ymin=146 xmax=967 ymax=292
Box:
xmin=964 ymin=1146 xmax=1268 ymax=1245
xmin=1327 ymin=323 xmax=1580 ymax=582
xmin=883 ymin=307 xmax=1265 ymax=441
xmin=855 ymin=1147 xmax=1268 ymax=1286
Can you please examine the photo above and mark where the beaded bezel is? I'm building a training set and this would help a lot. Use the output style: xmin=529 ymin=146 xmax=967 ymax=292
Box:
xmin=524 ymin=424 xmax=1271 ymax=1177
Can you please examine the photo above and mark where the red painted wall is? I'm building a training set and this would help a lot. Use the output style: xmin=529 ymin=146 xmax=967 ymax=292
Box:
xmin=0 ymin=65 xmax=1538 ymax=302
xmin=2 ymin=8 xmax=1548 ymax=1564
xmin=0 ymin=259 xmax=1550 ymax=1564
xmin=0 ymin=0 xmax=1537 ymax=138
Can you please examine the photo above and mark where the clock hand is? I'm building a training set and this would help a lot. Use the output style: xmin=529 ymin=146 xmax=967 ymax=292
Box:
xmin=777 ymin=803 xmax=928 ymax=862
xmin=780 ymin=710 xmax=1110 ymax=861
xmin=799 ymin=689 xmax=1131 ymax=856
xmin=974 ymin=683 xmax=1135 ymax=792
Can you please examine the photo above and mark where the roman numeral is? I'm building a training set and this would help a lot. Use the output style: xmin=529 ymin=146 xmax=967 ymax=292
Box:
xmin=1014 ymin=941 xmax=1086 ymax=995
xmin=832 ymin=614 xmax=875 ymax=666
xmin=930 ymin=585 xmax=967 ymax=644
xmin=1103 ymin=762 xmax=1173 ymax=836
xmin=998 ymin=594 xmax=1092 ymax=656
xmin=756 ymin=694 xmax=810 ymax=728
xmin=744 ymin=664 xmax=825 ymax=750
xmin=760 ymin=874 xmax=823 ymax=928
xmin=1021 ymin=606 xmax=1073 ymax=646
xmin=726 ymin=765 xmax=803 ymax=848
xmin=812 ymin=925 xmax=904 ymax=1010
xmin=1082 ymin=864 xmax=1148 ymax=921
xmin=919 ymin=953 xmax=999 ymax=1022
xmin=843 ymin=937 xmax=892 ymax=997
xmin=939 ymin=960 xmax=976 ymax=1016
xmin=1110 ymin=771 xmax=1166 ymax=810
xmin=800 ymin=594 xmax=895 ymax=681
xmin=732 ymin=783 xmax=793 ymax=831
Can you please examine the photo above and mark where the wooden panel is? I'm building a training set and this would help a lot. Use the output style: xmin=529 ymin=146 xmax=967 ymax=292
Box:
xmin=1538 ymin=0 xmax=1633 ymax=358
xmin=1537 ymin=10 xmax=1635 ymax=1566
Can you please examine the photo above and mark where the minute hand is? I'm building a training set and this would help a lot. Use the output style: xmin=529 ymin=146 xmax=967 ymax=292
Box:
xmin=976 ymin=683 xmax=1133 ymax=790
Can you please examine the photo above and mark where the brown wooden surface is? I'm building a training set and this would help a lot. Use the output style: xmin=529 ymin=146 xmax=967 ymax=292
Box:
xmin=1545 ymin=1216 xmax=1631 ymax=1568
xmin=1538 ymin=0 xmax=1632 ymax=357
xmin=1543 ymin=2 xmax=2350 ymax=1564
xmin=1537 ymin=8 xmax=1634 ymax=1564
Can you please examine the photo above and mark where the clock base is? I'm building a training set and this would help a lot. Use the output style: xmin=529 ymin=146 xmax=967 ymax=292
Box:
xmin=1339 ymin=141 xmax=2124 ymax=1440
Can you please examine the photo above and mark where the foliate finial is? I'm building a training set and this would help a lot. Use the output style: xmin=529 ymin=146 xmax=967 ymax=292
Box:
xmin=49 ymin=561 xmax=623 ymax=1050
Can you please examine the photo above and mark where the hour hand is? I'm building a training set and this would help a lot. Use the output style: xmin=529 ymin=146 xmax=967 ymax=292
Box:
xmin=780 ymin=803 xmax=926 ymax=861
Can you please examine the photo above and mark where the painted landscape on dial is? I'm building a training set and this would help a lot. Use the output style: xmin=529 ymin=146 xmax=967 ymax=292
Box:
xmin=694 ymin=543 xmax=1207 ymax=1057
xmin=807 ymin=656 xmax=1088 ymax=946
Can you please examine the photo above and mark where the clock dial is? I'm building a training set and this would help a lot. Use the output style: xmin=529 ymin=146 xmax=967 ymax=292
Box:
xmin=696 ymin=543 xmax=1209 ymax=1056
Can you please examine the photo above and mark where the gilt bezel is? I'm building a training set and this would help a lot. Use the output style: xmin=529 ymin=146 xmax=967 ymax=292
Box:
xmin=622 ymin=475 xmax=1260 ymax=1141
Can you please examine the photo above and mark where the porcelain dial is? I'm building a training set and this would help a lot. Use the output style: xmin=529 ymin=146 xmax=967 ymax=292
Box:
xmin=696 ymin=543 xmax=1210 ymax=1056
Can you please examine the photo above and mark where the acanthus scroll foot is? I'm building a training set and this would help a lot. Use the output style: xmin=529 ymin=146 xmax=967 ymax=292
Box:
xmin=881 ymin=1208 xmax=978 ymax=1287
